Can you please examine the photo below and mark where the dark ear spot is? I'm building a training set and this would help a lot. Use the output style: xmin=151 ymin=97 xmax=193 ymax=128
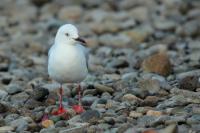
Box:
xmin=65 ymin=33 xmax=69 ymax=36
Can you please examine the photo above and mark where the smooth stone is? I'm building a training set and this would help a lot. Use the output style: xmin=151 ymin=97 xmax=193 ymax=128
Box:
xmin=10 ymin=118 xmax=29 ymax=132
xmin=129 ymin=6 xmax=148 ymax=22
xmin=165 ymin=115 xmax=186 ymax=125
xmin=177 ymin=124 xmax=190 ymax=133
xmin=142 ymin=52 xmax=172 ymax=76
xmin=4 ymin=114 xmax=19 ymax=124
xmin=24 ymin=98 xmax=42 ymax=109
xmin=32 ymin=86 xmax=49 ymax=101
xmin=146 ymin=110 xmax=163 ymax=117
xmin=154 ymin=19 xmax=176 ymax=31
xmin=94 ymin=83 xmax=114 ymax=94
xmin=80 ymin=110 xmax=101 ymax=123
xmin=179 ymin=76 xmax=200 ymax=91
xmin=58 ymin=6 xmax=83 ymax=21
xmin=10 ymin=92 xmax=29 ymax=105
xmin=82 ymin=96 xmax=98 ymax=106
xmin=117 ymin=123 xmax=133 ymax=133
xmin=191 ymin=124 xmax=200 ymax=132
xmin=176 ymin=70 xmax=200 ymax=79
xmin=99 ymin=34 xmax=131 ymax=47
xmin=122 ymin=94 xmax=143 ymax=106
xmin=0 ymin=102 xmax=8 ymax=113
xmin=55 ymin=120 xmax=66 ymax=128
xmin=187 ymin=114 xmax=200 ymax=124
xmin=6 ymin=83 xmax=23 ymax=94
xmin=97 ymin=123 xmax=111 ymax=130
xmin=122 ymin=24 xmax=153 ymax=44
xmin=137 ymin=116 xmax=157 ymax=127
xmin=137 ymin=79 xmax=161 ymax=95
xmin=157 ymin=95 xmax=188 ymax=109
xmin=0 ymin=90 xmax=8 ymax=100
xmin=103 ymin=117 xmax=115 ymax=125
xmin=106 ymin=58 xmax=129 ymax=69
xmin=59 ymin=125 xmax=87 ymax=133
xmin=40 ymin=127 xmax=59 ymax=133
xmin=0 ymin=126 xmax=14 ymax=133
xmin=129 ymin=111 xmax=143 ymax=118
xmin=90 ymin=21 xmax=121 ymax=34
xmin=121 ymin=72 xmax=138 ymax=81
xmin=144 ymin=95 xmax=160 ymax=106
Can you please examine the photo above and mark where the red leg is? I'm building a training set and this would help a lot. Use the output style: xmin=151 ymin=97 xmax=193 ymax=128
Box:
xmin=41 ymin=113 xmax=49 ymax=122
xmin=72 ymin=84 xmax=85 ymax=114
xmin=52 ymin=85 xmax=67 ymax=115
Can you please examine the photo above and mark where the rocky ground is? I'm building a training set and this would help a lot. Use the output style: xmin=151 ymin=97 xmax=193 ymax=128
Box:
xmin=0 ymin=0 xmax=200 ymax=133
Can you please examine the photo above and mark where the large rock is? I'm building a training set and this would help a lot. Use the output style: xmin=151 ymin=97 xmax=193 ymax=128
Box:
xmin=142 ymin=52 xmax=172 ymax=76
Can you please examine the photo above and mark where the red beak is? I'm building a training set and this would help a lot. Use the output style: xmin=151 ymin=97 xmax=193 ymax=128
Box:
xmin=75 ymin=37 xmax=86 ymax=46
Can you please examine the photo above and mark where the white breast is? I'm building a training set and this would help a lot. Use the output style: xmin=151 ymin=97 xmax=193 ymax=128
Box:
xmin=48 ymin=44 xmax=88 ymax=83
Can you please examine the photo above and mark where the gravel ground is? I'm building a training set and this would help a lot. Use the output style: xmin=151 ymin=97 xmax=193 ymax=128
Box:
xmin=0 ymin=0 xmax=200 ymax=133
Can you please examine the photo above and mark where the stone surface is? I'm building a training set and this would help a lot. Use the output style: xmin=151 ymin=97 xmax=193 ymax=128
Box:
xmin=0 ymin=0 xmax=199 ymax=132
xmin=80 ymin=110 xmax=101 ymax=123
xmin=142 ymin=52 xmax=172 ymax=76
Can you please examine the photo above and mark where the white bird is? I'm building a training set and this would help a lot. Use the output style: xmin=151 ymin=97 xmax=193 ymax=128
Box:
xmin=48 ymin=24 xmax=88 ymax=115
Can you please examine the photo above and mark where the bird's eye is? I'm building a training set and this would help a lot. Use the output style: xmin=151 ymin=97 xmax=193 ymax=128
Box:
xmin=65 ymin=33 xmax=69 ymax=36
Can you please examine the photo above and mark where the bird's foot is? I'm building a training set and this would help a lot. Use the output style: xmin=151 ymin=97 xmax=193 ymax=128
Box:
xmin=72 ymin=105 xmax=85 ymax=114
xmin=52 ymin=106 xmax=67 ymax=115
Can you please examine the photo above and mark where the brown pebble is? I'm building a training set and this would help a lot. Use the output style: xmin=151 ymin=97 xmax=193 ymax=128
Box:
xmin=41 ymin=119 xmax=54 ymax=128
xmin=146 ymin=110 xmax=162 ymax=117
xmin=142 ymin=52 xmax=172 ymax=76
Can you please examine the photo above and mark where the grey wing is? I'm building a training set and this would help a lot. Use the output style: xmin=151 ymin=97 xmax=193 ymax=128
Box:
xmin=77 ymin=44 xmax=89 ymax=69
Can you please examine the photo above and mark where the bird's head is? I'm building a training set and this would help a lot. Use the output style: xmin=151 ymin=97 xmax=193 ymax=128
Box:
xmin=55 ymin=24 xmax=86 ymax=46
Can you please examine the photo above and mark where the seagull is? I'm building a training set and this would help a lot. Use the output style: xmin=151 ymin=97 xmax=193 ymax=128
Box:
xmin=48 ymin=24 xmax=88 ymax=115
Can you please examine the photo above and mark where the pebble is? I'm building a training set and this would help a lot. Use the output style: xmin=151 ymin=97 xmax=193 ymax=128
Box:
xmin=90 ymin=21 xmax=120 ymax=34
xmin=0 ymin=126 xmax=14 ymax=133
xmin=106 ymin=58 xmax=129 ymax=69
xmin=144 ymin=96 xmax=160 ymax=106
xmin=123 ymin=24 xmax=153 ymax=44
xmin=129 ymin=111 xmax=143 ymax=118
xmin=0 ymin=90 xmax=8 ymax=100
xmin=41 ymin=119 xmax=54 ymax=128
xmin=0 ymin=102 xmax=8 ymax=113
xmin=122 ymin=94 xmax=143 ymax=106
xmin=137 ymin=79 xmax=160 ymax=95
xmin=10 ymin=117 xmax=29 ymax=132
xmin=10 ymin=92 xmax=29 ymax=105
xmin=40 ymin=127 xmax=59 ymax=133
xmin=94 ymin=83 xmax=114 ymax=94
xmin=32 ymin=86 xmax=49 ymax=101
xmin=99 ymin=34 xmax=131 ymax=47
xmin=179 ymin=76 xmax=200 ymax=91
xmin=82 ymin=96 xmax=98 ymax=106
xmin=80 ymin=110 xmax=101 ymax=123
xmin=6 ymin=83 xmax=23 ymax=94
xmin=154 ymin=19 xmax=176 ymax=31
xmin=143 ymin=129 xmax=157 ymax=133
xmin=142 ymin=52 xmax=172 ymax=76
xmin=58 ymin=6 xmax=83 ymax=21
xmin=146 ymin=110 xmax=163 ymax=117
xmin=159 ymin=124 xmax=177 ymax=133
xmin=129 ymin=6 xmax=148 ymax=22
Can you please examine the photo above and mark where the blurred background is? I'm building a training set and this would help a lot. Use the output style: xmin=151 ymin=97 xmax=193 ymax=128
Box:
xmin=0 ymin=0 xmax=200 ymax=132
